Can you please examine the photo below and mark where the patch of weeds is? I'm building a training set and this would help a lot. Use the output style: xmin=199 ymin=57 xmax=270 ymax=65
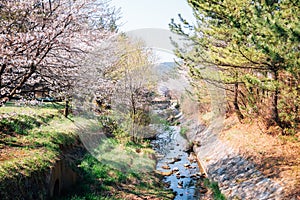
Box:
xmin=81 ymin=154 xmax=135 ymax=185
xmin=0 ymin=107 xmax=82 ymax=178
xmin=180 ymin=126 xmax=188 ymax=137
xmin=26 ymin=129 xmax=76 ymax=150
xmin=125 ymin=139 xmax=152 ymax=149
xmin=37 ymin=113 xmax=55 ymax=124
xmin=56 ymin=154 xmax=131 ymax=199
xmin=204 ymin=179 xmax=226 ymax=200
xmin=161 ymin=120 xmax=172 ymax=132
xmin=125 ymin=140 xmax=144 ymax=149
xmin=19 ymin=115 xmax=79 ymax=151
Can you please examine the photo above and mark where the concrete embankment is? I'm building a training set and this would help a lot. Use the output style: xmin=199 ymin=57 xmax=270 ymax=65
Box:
xmin=185 ymin=118 xmax=283 ymax=200
xmin=0 ymin=143 xmax=84 ymax=200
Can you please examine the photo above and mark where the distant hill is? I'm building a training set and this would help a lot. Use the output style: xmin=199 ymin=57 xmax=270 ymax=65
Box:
xmin=153 ymin=62 xmax=190 ymax=97
xmin=153 ymin=62 xmax=179 ymax=81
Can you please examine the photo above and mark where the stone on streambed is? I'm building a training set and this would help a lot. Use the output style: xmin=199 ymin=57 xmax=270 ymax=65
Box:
xmin=161 ymin=165 xmax=171 ymax=170
xmin=178 ymin=180 xmax=183 ymax=188
xmin=184 ymin=163 xmax=190 ymax=168
xmin=155 ymin=170 xmax=173 ymax=176
xmin=172 ymin=167 xmax=179 ymax=172
xmin=188 ymin=154 xmax=197 ymax=163
xmin=190 ymin=174 xmax=200 ymax=180
xmin=193 ymin=140 xmax=201 ymax=147
xmin=197 ymin=172 xmax=206 ymax=178
xmin=175 ymin=157 xmax=182 ymax=161
xmin=155 ymin=153 xmax=164 ymax=159
xmin=168 ymin=157 xmax=181 ymax=164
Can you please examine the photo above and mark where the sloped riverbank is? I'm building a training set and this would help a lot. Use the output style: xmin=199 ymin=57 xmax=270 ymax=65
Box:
xmin=0 ymin=105 xmax=87 ymax=199
xmin=185 ymin=117 xmax=284 ymax=200
xmin=0 ymin=105 xmax=174 ymax=200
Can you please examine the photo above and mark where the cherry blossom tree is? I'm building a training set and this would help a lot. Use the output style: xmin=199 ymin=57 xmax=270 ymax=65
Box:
xmin=0 ymin=0 xmax=119 ymax=105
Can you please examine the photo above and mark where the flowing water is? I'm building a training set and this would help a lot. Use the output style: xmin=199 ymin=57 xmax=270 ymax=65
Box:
xmin=151 ymin=125 xmax=205 ymax=199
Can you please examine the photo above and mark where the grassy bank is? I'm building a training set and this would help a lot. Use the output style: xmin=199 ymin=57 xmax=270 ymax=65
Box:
xmin=0 ymin=104 xmax=77 ymax=179
xmin=0 ymin=103 xmax=83 ymax=199
xmin=58 ymin=153 xmax=174 ymax=200
xmin=0 ymin=103 xmax=174 ymax=199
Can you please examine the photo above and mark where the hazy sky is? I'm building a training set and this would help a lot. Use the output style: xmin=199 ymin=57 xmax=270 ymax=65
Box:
xmin=110 ymin=1 xmax=195 ymax=62
xmin=110 ymin=0 xmax=195 ymax=31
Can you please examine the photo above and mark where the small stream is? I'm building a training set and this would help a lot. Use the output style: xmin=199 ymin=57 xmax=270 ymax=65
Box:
xmin=151 ymin=125 xmax=205 ymax=199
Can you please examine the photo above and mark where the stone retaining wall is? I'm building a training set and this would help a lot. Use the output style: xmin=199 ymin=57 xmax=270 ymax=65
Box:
xmin=186 ymin=119 xmax=284 ymax=200
xmin=0 ymin=143 xmax=83 ymax=200
xmin=47 ymin=159 xmax=78 ymax=199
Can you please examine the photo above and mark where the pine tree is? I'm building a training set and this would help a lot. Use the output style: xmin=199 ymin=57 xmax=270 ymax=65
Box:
xmin=170 ymin=0 xmax=299 ymax=133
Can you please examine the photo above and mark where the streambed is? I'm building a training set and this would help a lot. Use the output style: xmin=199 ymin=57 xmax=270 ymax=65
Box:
xmin=151 ymin=125 xmax=207 ymax=199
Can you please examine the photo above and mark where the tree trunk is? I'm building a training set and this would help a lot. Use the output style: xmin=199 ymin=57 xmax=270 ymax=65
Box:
xmin=64 ymin=99 xmax=69 ymax=118
xmin=271 ymin=70 xmax=280 ymax=127
xmin=234 ymin=82 xmax=244 ymax=121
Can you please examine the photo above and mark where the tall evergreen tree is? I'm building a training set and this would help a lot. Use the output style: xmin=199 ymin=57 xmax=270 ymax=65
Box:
xmin=170 ymin=0 xmax=299 ymax=133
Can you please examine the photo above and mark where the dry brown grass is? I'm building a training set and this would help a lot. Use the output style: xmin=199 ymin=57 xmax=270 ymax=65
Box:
xmin=220 ymin=115 xmax=300 ymax=199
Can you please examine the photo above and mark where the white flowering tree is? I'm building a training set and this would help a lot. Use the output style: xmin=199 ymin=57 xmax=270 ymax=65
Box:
xmin=0 ymin=0 xmax=119 ymax=105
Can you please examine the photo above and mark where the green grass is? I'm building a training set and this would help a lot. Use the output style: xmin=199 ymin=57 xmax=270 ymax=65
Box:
xmin=204 ymin=179 xmax=226 ymax=200
xmin=0 ymin=103 xmax=174 ymax=199
xmin=0 ymin=114 xmax=55 ymax=137
xmin=57 ymin=154 xmax=174 ymax=200
xmin=125 ymin=139 xmax=152 ymax=149
xmin=0 ymin=105 xmax=87 ymax=181
xmin=1 ymin=103 xmax=59 ymax=115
